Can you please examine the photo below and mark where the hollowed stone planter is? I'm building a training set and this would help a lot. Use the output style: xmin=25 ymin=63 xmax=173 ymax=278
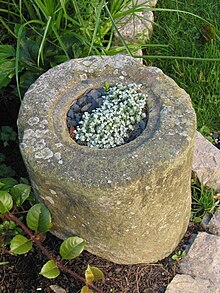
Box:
xmin=18 ymin=55 xmax=196 ymax=264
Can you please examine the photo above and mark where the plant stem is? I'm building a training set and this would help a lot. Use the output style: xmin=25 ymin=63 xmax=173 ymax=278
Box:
xmin=4 ymin=212 xmax=104 ymax=293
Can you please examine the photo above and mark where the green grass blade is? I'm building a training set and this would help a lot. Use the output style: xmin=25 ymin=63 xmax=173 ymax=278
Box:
xmin=88 ymin=0 xmax=105 ymax=55
xmin=15 ymin=24 xmax=25 ymax=101
xmin=52 ymin=24 xmax=70 ymax=60
xmin=37 ymin=16 xmax=52 ymax=66
xmin=104 ymin=3 xmax=133 ymax=57
xmin=139 ymin=54 xmax=220 ymax=62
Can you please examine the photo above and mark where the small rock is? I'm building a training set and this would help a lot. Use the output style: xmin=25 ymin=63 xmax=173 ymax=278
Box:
xmin=193 ymin=131 xmax=220 ymax=192
xmin=81 ymin=103 xmax=92 ymax=112
xmin=179 ymin=232 xmax=220 ymax=285
xmin=97 ymin=97 xmax=104 ymax=107
xmin=206 ymin=210 xmax=220 ymax=236
xmin=89 ymin=89 xmax=102 ymax=99
xmin=74 ymin=113 xmax=81 ymax=123
xmin=86 ymin=95 xmax=93 ymax=104
xmin=49 ymin=285 xmax=67 ymax=293
xmin=72 ymin=103 xmax=80 ymax=112
xmin=77 ymin=95 xmax=87 ymax=106
xmin=165 ymin=274 xmax=217 ymax=293
xmin=67 ymin=109 xmax=74 ymax=118
xmin=91 ymin=98 xmax=99 ymax=109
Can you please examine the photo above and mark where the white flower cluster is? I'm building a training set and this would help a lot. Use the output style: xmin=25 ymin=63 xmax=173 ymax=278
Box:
xmin=74 ymin=83 xmax=148 ymax=149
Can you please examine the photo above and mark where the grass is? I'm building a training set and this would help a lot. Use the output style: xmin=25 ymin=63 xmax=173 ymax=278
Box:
xmin=145 ymin=0 xmax=220 ymax=135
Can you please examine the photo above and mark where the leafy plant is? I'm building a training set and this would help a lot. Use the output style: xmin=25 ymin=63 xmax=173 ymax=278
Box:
xmin=0 ymin=177 xmax=104 ymax=293
xmin=0 ymin=126 xmax=17 ymax=147
xmin=171 ymin=250 xmax=186 ymax=261
xmin=0 ymin=153 xmax=16 ymax=177
xmin=191 ymin=179 xmax=220 ymax=223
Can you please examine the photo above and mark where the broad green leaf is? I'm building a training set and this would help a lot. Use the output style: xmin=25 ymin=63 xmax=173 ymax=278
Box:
xmin=85 ymin=265 xmax=104 ymax=285
xmin=0 ymin=60 xmax=16 ymax=88
xmin=39 ymin=260 xmax=60 ymax=279
xmin=10 ymin=184 xmax=31 ymax=206
xmin=0 ymin=190 xmax=13 ymax=214
xmin=0 ymin=177 xmax=18 ymax=191
xmin=26 ymin=203 xmax=52 ymax=232
xmin=81 ymin=285 xmax=93 ymax=293
xmin=0 ymin=45 xmax=15 ymax=62
xmin=0 ymin=164 xmax=16 ymax=178
xmin=59 ymin=236 xmax=85 ymax=260
xmin=10 ymin=235 xmax=32 ymax=255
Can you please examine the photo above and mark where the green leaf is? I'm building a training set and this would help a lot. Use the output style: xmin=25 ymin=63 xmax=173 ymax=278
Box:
xmin=59 ymin=236 xmax=85 ymax=260
xmin=0 ymin=126 xmax=17 ymax=142
xmin=0 ymin=45 xmax=15 ymax=62
xmin=0 ymin=261 xmax=9 ymax=265
xmin=10 ymin=184 xmax=31 ymax=207
xmin=80 ymin=285 xmax=93 ymax=293
xmin=85 ymin=265 xmax=104 ymax=285
xmin=0 ymin=178 xmax=18 ymax=191
xmin=0 ymin=164 xmax=16 ymax=178
xmin=0 ymin=190 xmax=13 ymax=214
xmin=10 ymin=235 xmax=32 ymax=255
xmin=39 ymin=260 xmax=60 ymax=279
xmin=0 ymin=60 xmax=16 ymax=88
xmin=26 ymin=203 xmax=52 ymax=232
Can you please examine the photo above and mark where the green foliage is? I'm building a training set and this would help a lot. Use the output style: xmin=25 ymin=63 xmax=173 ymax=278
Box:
xmin=191 ymin=180 xmax=220 ymax=222
xmin=0 ymin=45 xmax=16 ymax=88
xmin=147 ymin=0 xmax=220 ymax=133
xmin=171 ymin=250 xmax=186 ymax=261
xmin=85 ymin=265 xmax=105 ymax=284
xmin=0 ymin=155 xmax=16 ymax=178
xmin=10 ymin=184 xmax=31 ymax=207
xmin=26 ymin=203 xmax=52 ymax=233
xmin=0 ymin=177 xmax=104 ymax=291
xmin=0 ymin=177 xmax=18 ymax=191
xmin=10 ymin=234 xmax=32 ymax=254
xmin=60 ymin=236 xmax=86 ymax=260
xmin=0 ymin=126 xmax=17 ymax=147
xmin=0 ymin=0 xmax=147 ymax=99
xmin=0 ymin=190 xmax=13 ymax=213
xmin=39 ymin=260 xmax=60 ymax=279
xmin=0 ymin=219 xmax=23 ymax=247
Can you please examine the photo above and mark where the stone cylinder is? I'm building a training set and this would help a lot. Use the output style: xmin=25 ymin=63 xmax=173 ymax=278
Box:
xmin=17 ymin=55 xmax=196 ymax=264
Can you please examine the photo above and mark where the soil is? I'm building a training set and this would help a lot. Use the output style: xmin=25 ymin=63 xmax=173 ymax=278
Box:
xmin=0 ymin=221 xmax=203 ymax=293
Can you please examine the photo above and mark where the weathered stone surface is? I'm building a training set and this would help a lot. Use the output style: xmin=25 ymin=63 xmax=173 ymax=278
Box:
xmin=115 ymin=0 xmax=158 ymax=43
xmin=193 ymin=131 xmax=220 ymax=191
xmin=18 ymin=55 xmax=196 ymax=264
xmin=179 ymin=232 xmax=220 ymax=286
xmin=165 ymin=274 xmax=218 ymax=293
xmin=206 ymin=210 xmax=220 ymax=236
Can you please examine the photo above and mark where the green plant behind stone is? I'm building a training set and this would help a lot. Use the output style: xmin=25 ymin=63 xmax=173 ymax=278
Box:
xmin=0 ymin=177 xmax=104 ymax=293
xmin=191 ymin=179 xmax=220 ymax=222
xmin=0 ymin=126 xmax=17 ymax=147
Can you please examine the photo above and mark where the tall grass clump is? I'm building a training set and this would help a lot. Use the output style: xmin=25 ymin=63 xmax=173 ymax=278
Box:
xmin=0 ymin=0 xmax=150 ymax=98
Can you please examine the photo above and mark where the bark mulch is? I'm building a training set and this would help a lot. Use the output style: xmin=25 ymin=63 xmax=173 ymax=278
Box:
xmin=0 ymin=222 xmax=203 ymax=293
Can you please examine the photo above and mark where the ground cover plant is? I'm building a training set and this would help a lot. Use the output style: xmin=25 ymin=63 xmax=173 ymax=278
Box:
xmin=0 ymin=0 xmax=220 ymax=292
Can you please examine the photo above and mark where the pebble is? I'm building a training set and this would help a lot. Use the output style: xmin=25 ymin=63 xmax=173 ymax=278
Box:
xmin=66 ymin=86 xmax=148 ymax=147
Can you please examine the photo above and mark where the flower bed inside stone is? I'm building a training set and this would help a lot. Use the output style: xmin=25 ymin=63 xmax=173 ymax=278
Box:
xmin=66 ymin=83 xmax=148 ymax=149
